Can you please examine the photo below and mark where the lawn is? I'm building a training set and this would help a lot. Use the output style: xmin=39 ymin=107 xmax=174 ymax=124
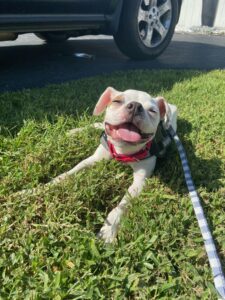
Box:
xmin=0 ymin=70 xmax=225 ymax=299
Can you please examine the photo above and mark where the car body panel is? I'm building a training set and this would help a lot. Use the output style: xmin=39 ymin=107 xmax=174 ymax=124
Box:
xmin=0 ymin=0 xmax=107 ymax=15
xmin=0 ymin=0 xmax=181 ymax=34
xmin=0 ymin=14 xmax=106 ymax=33
xmin=0 ymin=0 xmax=124 ymax=34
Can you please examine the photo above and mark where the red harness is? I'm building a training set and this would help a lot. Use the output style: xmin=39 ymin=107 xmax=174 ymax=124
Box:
xmin=107 ymin=139 xmax=152 ymax=163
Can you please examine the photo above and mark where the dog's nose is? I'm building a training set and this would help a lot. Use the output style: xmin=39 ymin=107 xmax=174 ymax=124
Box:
xmin=126 ymin=102 xmax=143 ymax=115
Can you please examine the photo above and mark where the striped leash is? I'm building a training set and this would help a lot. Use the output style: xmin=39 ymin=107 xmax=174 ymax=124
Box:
xmin=167 ymin=126 xmax=225 ymax=299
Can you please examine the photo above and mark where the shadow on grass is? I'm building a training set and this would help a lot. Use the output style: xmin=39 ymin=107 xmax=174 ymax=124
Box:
xmin=156 ymin=118 xmax=225 ymax=267
xmin=0 ymin=69 xmax=222 ymax=196
xmin=0 ymin=69 xmax=203 ymax=136
xmin=156 ymin=118 xmax=223 ymax=193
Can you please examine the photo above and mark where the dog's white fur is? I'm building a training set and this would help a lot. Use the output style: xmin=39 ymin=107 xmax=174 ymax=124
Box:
xmin=50 ymin=87 xmax=177 ymax=243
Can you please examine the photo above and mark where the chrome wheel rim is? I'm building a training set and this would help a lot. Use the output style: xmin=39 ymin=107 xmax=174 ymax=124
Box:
xmin=138 ymin=0 xmax=172 ymax=48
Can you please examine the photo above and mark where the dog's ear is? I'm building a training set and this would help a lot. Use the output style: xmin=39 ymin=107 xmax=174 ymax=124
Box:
xmin=156 ymin=96 xmax=167 ymax=120
xmin=93 ymin=87 xmax=119 ymax=116
xmin=156 ymin=96 xmax=172 ymax=127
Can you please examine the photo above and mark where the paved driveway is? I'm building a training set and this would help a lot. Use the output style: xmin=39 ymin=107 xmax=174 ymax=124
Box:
xmin=0 ymin=33 xmax=225 ymax=92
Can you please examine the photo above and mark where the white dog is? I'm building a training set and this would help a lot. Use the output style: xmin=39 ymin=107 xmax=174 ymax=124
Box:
xmin=51 ymin=87 xmax=177 ymax=243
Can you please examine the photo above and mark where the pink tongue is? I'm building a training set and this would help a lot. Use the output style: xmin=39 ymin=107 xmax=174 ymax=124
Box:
xmin=117 ymin=128 xmax=141 ymax=142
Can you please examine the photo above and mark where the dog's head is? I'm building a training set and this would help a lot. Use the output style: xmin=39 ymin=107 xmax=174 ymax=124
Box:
xmin=93 ymin=87 xmax=171 ymax=147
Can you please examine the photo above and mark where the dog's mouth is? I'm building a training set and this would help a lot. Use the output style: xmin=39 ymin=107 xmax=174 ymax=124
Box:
xmin=105 ymin=122 xmax=154 ymax=143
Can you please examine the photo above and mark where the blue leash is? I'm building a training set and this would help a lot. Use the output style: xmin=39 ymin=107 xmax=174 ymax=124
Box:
xmin=167 ymin=126 xmax=225 ymax=299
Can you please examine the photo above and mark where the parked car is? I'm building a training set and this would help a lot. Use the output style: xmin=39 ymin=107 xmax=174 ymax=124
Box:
xmin=0 ymin=0 xmax=182 ymax=59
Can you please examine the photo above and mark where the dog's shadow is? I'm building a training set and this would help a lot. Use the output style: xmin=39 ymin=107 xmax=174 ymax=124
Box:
xmin=155 ymin=118 xmax=223 ymax=194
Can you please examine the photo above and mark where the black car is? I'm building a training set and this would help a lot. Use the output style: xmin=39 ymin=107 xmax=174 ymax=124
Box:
xmin=0 ymin=0 xmax=182 ymax=59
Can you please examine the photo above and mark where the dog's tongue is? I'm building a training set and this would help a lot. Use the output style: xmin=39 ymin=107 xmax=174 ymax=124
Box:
xmin=117 ymin=124 xmax=141 ymax=142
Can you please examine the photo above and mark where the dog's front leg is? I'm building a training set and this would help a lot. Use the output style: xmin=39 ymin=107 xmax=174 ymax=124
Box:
xmin=98 ymin=156 xmax=156 ymax=243
xmin=50 ymin=144 xmax=111 ymax=185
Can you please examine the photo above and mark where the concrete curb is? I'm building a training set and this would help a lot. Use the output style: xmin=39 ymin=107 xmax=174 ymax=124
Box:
xmin=176 ymin=26 xmax=225 ymax=36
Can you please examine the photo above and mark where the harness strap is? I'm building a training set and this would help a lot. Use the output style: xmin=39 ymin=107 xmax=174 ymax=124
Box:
xmin=167 ymin=126 xmax=225 ymax=299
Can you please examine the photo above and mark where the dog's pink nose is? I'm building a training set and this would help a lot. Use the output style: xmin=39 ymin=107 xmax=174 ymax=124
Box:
xmin=127 ymin=102 xmax=143 ymax=114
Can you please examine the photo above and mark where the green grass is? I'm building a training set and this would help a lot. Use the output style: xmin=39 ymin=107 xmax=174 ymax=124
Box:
xmin=0 ymin=70 xmax=225 ymax=299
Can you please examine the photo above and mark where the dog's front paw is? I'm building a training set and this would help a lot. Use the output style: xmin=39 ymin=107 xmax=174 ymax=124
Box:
xmin=98 ymin=223 xmax=118 ymax=243
xmin=98 ymin=207 xmax=122 ymax=243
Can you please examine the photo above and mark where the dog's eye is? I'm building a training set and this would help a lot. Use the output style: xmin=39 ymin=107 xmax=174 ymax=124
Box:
xmin=112 ymin=99 xmax=123 ymax=104
xmin=149 ymin=108 xmax=157 ymax=114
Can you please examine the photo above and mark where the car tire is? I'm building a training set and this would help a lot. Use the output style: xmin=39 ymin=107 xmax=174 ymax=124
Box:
xmin=36 ymin=32 xmax=69 ymax=43
xmin=114 ymin=0 xmax=179 ymax=60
